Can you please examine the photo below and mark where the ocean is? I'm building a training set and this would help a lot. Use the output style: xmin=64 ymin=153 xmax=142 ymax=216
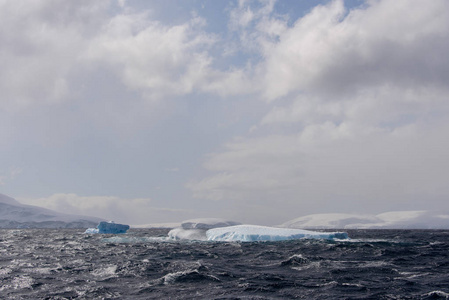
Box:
xmin=1 ymin=229 xmax=449 ymax=299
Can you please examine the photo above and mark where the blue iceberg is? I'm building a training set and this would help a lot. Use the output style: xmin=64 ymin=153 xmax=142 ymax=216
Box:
xmin=84 ymin=221 xmax=130 ymax=234
xmin=206 ymin=225 xmax=349 ymax=242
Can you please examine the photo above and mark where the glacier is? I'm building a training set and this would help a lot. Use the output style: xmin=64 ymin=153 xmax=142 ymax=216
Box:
xmin=85 ymin=221 xmax=130 ymax=234
xmin=206 ymin=225 xmax=349 ymax=242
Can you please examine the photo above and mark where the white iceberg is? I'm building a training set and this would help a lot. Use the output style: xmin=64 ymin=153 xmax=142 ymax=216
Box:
xmin=181 ymin=218 xmax=241 ymax=230
xmin=168 ymin=218 xmax=242 ymax=241
xmin=206 ymin=225 xmax=349 ymax=242
xmin=85 ymin=228 xmax=100 ymax=234
xmin=168 ymin=227 xmax=208 ymax=241
xmin=85 ymin=221 xmax=130 ymax=234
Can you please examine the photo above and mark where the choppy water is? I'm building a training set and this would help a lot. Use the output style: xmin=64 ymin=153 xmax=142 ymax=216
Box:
xmin=1 ymin=229 xmax=449 ymax=299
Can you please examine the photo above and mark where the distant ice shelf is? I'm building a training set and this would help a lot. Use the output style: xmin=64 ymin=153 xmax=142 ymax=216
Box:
xmin=85 ymin=221 xmax=130 ymax=234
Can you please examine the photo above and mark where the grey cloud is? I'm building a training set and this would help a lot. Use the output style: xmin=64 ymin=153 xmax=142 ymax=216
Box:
xmin=259 ymin=0 xmax=449 ymax=100
xmin=20 ymin=193 xmax=197 ymax=225
xmin=0 ymin=1 xmax=109 ymax=110
xmin=188 ymin=0 xmax=449 ymax=225
xmin=3 ymin=1 xmax=449 ymax=226
xmin=0 ymin=0 xmax=252 ymax=112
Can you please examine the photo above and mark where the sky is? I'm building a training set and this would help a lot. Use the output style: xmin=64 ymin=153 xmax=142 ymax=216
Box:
xmin=1 ymin=0 xmax=449 ymax=226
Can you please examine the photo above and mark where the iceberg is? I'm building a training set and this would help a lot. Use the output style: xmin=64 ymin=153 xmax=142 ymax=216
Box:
xmin=206 ymin=225 xmax=349 ymax=242
xmin=85 ymin=221 xmax=130 ymax=234
xmin=168 ymin=227 xmax=208 ymax=241
xmin=168 ymin=219 xmax=349 ymax=242
xmin=168 ymin=218 xmax=242 ymax=241
xmin=181 ymin=218 xmax=241 ymax=230
xmin=85 ymin=227 xmax=100 ymax=234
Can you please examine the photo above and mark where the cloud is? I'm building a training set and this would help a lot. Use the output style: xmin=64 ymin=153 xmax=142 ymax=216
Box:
xmin=3 ymin=0 xmax=449 ymax=226
xmin=257 ymin=0 xmax=449 ymax=100
xmin=0 ymin=0 xmax=253 ymax=112
xmin=228 ymin=0 xmax=281 ymax=52
xmin=85 ymin=12 xmax=218 ymax=100
xmin=261 ymin=84 xmax=449 ymax=128
xmin=187 ymin=0 xmax=449 ymax=224
xmin=0 ymin=0 xmax=109 ymax=110
xmin=19 ymin=193 xmax=195 ymax=225
xmin=189 ymin=119 xmax=449 ymax=218
xmin=0 ymin=167 xmax=23 ymax=186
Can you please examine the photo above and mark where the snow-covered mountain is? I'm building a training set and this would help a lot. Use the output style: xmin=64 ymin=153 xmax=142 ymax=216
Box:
xmin=280 ymin=211 xmax=449 ymax=229
xmin=0 ymin=193 xmax=103 ymax=228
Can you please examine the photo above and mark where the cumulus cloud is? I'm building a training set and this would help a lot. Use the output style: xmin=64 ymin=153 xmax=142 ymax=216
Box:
xmin=0 ymin=0 xmax=109 ymax=110
xmin=188 ymin=0 xmax=449 ymax=223
xmin=259 ymin=0 xmax=449 ymax=100
xmin=85 ymin=12 xmax=217 ymax=100
xmin=3 ymin=0 xmax=449 ymax=225
xmin=228 ymin=0 xmax=283 ymax=52
xmin=0 ymin=0 xmax=253 ymax=111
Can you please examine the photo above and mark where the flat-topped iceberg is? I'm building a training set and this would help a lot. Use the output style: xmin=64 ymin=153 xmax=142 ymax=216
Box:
xmin=169 ymin=218 xmax=242 ymax=241
xmin=206 ymin=225 xmax=349 ymax=242
xmin=85 ymin=221 xmax=130 ymax=234
xmin=181 ymin=218 xmax=241 ymax=230
xmin=168 ymin=227 xmax=208 ymax=241
xmin=168 ymin=219 xmax=349 ymax=242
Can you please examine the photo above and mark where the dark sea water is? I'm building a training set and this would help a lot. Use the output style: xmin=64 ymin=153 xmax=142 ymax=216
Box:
xmin=1 ymin=229 xmax=449 ymax=299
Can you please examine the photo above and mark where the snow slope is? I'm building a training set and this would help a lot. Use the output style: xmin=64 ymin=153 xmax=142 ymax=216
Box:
xmin=281 ymin=211 xmax=449 ymax=229
xmin=0 ymin=193 xmax=103 ymax=228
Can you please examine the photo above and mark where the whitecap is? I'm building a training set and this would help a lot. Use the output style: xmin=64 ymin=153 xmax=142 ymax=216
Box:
xmin=0 ymin=275 xmax=34 ymax=291
xmin=102 ymin=236 xmax=169 ymax=244
xmin=91 ymin=265 xmax=118 ymax=279
xmin=423 ymin=290 xmax=449 ymax=299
